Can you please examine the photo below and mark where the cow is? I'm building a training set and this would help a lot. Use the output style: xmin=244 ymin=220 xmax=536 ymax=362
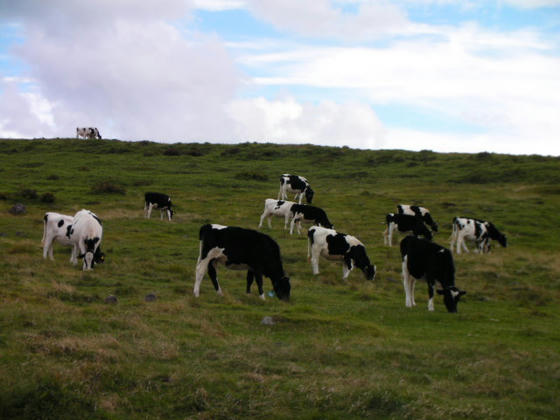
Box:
xmin=397 ymin=204 xmax=438 ymax=232
xmin=450 ymin=217 xmax=507 ymax=254
xmin=144 ymin=192 xmax=174 ymax=221
xmin=278 ymin=174 xmax=314 ymax=204
xmin=258 ymin=199 xmax=296 ymax=230
xmin=41 ymin=212 xmax=74 ymax=260
xmin=400 ymin=235 xmax=466 ymax=313
xmin=289 ymin=204 xmax=333 ymax=235
xmin=76 ymin=127 xmax=102 ymax=140
xmin=384 ymin=213 xmax=432 ymax=246
xmin=308 ymin=226 xmax=376 ymax=281
xmin=194 ymin=224 xmax=291 ymax=301
xmin=66 ymin=209 xmax=104 ymax=270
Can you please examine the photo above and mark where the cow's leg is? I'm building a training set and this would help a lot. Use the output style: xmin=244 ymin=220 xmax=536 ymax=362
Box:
xmin=207 ymin=262 xmax=222 ymax=295
xmin=146 ymin=203 xmax=154 ymax=219
xmin=43 ymin=233 xmax=53 ymax=260
xmin=310 ymin=246 xmax=320 ymax=275
xmin=258 ymin=210 xmax=269 ymax=229
xmin=456 ymin=233 xmax=464 ymax=254
xmin=427 ymin=283 xmax=435 ymax=311
xmin=289 ymin=217 xmax=297 ymax=235
xmin=296 ymin=193 xmax=302 ymax=204
xmin=342 ymin=255 xmax=353 ymax=280
xmin=402 ymin=256 xmax=414 ymax=307
xmin=246 ymin=271 xmax=254 ymax=294
xmin=70 ymin=244 xmax=79 ymax=265
xmin=166 ymin=209 xmax=172 ymax=221
xmin=284 ymin=213 xmax=290 ymax=229
xmin=144 ymin=202 xmax=148 ymax=218
xmin=255 ymin=273 xmax=265 ymax=300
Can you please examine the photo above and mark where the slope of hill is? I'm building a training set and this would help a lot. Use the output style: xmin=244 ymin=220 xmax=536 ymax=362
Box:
xmin=1 ymin=138 xmax=559 ymax=419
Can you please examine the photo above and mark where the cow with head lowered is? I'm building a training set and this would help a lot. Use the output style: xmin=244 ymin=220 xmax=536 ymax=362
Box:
xmin=289 ymin=204 xmax=333 ymax=235
xmin=308 ymin=226 xmax=376 ymax=281
xmin=450 ymin=217 xmax=507 ymax=254
xmin=66 ymin=209 xmax=105 ymax=270
xmin=400 ymin=235 xmax=466 ymax=313
xmin=194 ymin=224 xmax=291 ymax=301
xmin=397 ymin=204 xmax=438 ymax=232
xmin=384 ymin=213 xmax=432 ymax=246
xmin=278 ymin=174 xmax=314 ymax=204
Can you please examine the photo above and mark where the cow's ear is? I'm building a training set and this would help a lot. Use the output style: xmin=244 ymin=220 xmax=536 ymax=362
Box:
xmin=436 ymin=289 xmax=444 ymax=295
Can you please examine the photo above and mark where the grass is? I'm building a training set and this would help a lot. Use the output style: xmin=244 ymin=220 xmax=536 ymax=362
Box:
xmin=0 ymin=138 xmax=559 ymax=419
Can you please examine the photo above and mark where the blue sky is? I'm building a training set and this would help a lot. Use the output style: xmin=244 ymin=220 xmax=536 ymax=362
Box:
xmin=0 ymin=0 xmax=559 ymax=155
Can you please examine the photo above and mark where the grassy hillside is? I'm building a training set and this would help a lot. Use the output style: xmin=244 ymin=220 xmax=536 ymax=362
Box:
xmin=1 ymin=138 xmax=559 ymax=419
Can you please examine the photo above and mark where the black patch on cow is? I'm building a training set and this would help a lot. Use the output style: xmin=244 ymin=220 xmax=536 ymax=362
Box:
xmin=90 ymin=213 xmax=102 ymax=226
xmin=326 ymin=233 xmax=350 ymax=255
xmin=44 ymin=214 xmax=48 ymax=223
xmin=276 ymin=200 xmax=285 ymax=208
xmin=66 ymin=225 xmax=73 ymax=238
xmin=57 ymin=219 xmax=65 ymax=228
xmin=287 ymin=175 xmax=306 ymax=191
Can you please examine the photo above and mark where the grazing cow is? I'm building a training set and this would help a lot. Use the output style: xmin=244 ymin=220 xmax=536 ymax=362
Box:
xmin=76 ymin=127 xmax=102 ymax=140
xmin=400 ymin=235 xmax=466 ymax=312
xmin=144 ymin=192 xmax=174 ymax=221
xmin=384 ymin=213 xmax=432 ymax=246
xmin=66 ymin=209 xmax=104 ymax=270
xmin=258 ymin=199 xmax=296 ymax=230
xmin=308 ymin=226 xmax=376 ymax=281
xmin=195 ymin=224 xmax=291 ymax=300
xmin=278 ymin=174 xmax=314 ymax=204
xmin=289 ymin=204 xmax=333 ymax=235
xmin=450 ymin=217 xmax=507 ymax=254
xmin=41 ymin=212 xmax=74 ymax=260
xmin=397 ymin=204 xmax=438 ymax=232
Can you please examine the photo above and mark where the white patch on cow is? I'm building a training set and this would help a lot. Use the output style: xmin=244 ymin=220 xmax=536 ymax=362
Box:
xmin=451 ymin=289 xmax=460 ymax=298
xmin=194 ymin=245 xmax=226 ymax=297
xmin=211 ymin=224 xmax=227 ymax=230
xmin=402 ymin=255 xmax=417 ymax=308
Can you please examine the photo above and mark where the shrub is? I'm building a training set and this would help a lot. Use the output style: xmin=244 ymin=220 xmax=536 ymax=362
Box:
xmin=40 ymin=193 xmax=55 ymax=203
xmin=163 ymin=148 xmax=180 ymax=156
xmin=90 ymin=180 xmax=126 ymax=195
xmin=234 ymin=171 xmax=269 ymax=182
xmin=20 ymin=189 xmax=38 ymax=199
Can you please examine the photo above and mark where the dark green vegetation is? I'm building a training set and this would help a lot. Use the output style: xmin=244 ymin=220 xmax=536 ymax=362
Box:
xmin=1 ymin=138 xmax=559 ymax=419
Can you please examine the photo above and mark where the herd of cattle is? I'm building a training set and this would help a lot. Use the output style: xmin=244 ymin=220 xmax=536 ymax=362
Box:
xmin=41 ymin=174 xmax=507 ymax=313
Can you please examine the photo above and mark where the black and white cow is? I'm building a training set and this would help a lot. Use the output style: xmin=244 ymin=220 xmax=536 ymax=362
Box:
xmin=258 ymin=199 xmax=297 ymax=230
xmin=194 ymin=224 xmax=291 ymax=301
xmin=289 ymin=204 xmax=333 ymax=235
xmin=76 ymin=127 xmax=102 ymax=140
xmin=450 ymin=217 xmax=507 ymax=254
xmin=278 ymin=174 xmax=314 ymax=204
xmin=400 ymin=235 xmax=466 ymax=313
xmin=308 ymin=226 xmax=376 ymax=281
xmin=42 ymin=212 xmax=74 ymax=260
xmin=66 ymin=209 xmax=104 ymax=270
xmin=144 ymin=192 xmax=174 ymax=221
xmin=384 ymin=213 xmax=432 ymax=246
xmin=397 ymin=204 xmax=438 ymax=232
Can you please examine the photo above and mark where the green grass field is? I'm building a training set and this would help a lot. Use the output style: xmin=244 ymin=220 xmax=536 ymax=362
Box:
xmin=1 ymin=138 xmax=559 ymax=419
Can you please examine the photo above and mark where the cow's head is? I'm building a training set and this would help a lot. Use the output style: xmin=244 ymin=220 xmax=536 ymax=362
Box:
xmin=437 ymin=286 xmax=466 ymax=313
xmin=486 ymin=223 xmax=507 ymax=248
xmin=167 ymin=208 xmax=174 ymax=219
xmin=272 ymin=276 xmax=291 ymax=301
xmin=305 ymin=187 xmax=314 ymax=204
xmin=350 ymin=246 xmax=376 ymax=281
xmin=80 ymin=237 xmax=100 ymax=271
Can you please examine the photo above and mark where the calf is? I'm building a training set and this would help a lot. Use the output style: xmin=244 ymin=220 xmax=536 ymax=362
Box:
xmin=400 ymin=235 xmax=466 ymax=312
xmin=76 ymin=127 xmax=102 ymax=140
xmin=450 ymin=217 xmax=507 ymax=254
xmin=278 ymin=174 xmax=314 ymax=204
xmin=67 ymin=209 xmax=105 ymax=270
xmin=194 ymin=224 xmax=291 ymax=301
xmin=41 ymin=212 xmax=74 ymax=260
xmin=144 ymin=192 xmax=174 ymax=221
xmin=258 ymin=199 xmax=296 ymax=230
xmin=397 ymin=204 xmax=438 ymax=232
xmin=290 ymin=204 xmax=333 ymax=235
xmin=308 ymin=226 xmax=375 ymax=281
xmin=384 ymin=213 xmax=432 ymax=246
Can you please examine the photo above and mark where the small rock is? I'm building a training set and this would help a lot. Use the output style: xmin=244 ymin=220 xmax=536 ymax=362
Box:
xmin=261 ymin=316 xmax=275 ymax=326
xmin=9 ymin=203 xmax=26 ymax=215
xmin=145 ymin=293 xmax=157 ymax=302
xmin=105 ymin=295 xmax=118 ymax=304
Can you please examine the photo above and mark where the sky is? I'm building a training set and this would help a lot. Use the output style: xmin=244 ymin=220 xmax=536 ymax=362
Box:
xmin=0 ymin=0 xmax=559 ymax=155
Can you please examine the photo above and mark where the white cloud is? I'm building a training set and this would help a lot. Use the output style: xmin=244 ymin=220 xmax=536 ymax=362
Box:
xmin=227 ymin=96 xmax=386 ymax=148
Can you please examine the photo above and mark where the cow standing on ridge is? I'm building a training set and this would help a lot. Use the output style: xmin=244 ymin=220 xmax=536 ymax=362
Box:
xmin=195 ymin=224 xmax=291 ymax=300
xmin=278 ymin=174 xmax=314 ymax=204
xmin=76 ymin=127 xmax=102 ymax=140
xmin=400 ymin=235 xmax=466 ymax=312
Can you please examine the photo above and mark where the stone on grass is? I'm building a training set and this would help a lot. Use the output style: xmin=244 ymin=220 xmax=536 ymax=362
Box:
xmin=145 ymin=293 xmax=157 ymax=302
xmin=105 ymin=295 xmax=118 ymax=304
xmin=9 ymin=203 xmax=26 ymax=215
